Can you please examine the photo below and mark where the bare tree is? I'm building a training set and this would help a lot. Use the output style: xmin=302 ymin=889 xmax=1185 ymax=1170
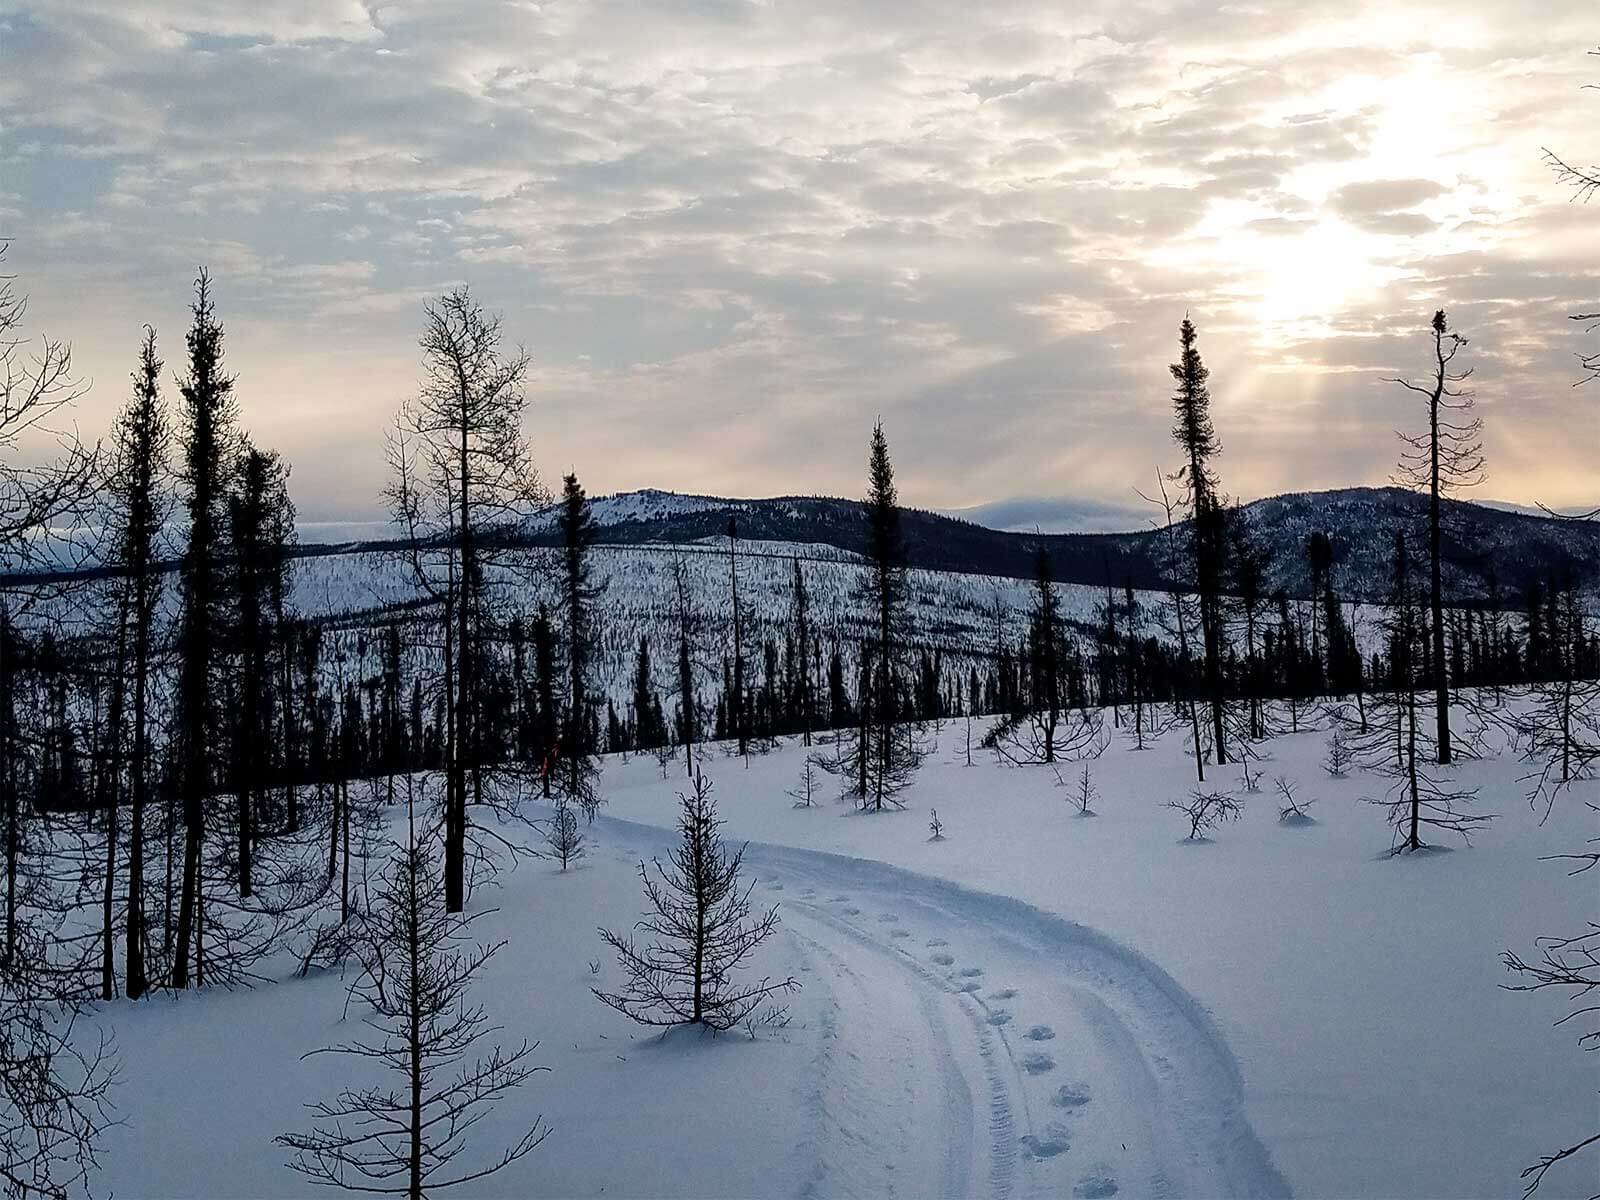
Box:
xmin=277 ymin=781 xmax=547 ymax=1196
xmin=1355 ymin=534 xmax=1491 ymax=853
xmin=927 ymin=809 xmax=944 ymax=841
xmin=1388 ymin=310 xmax=1485 ymax=766
xmin=385 ymin=286 xmax=543 ymax=912
xmin=0 ymin=245 xmax=111 ymax=1198
xmin=595 ymin=773 xmax=796 ymax=1031
xmin=1165 ymin=790 xmax=1242 ymax=841
xmin=1274 ymin=776 xmax=1316 ymax=824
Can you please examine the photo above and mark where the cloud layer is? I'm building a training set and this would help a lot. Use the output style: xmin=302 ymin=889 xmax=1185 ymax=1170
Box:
xmin=3 ymin=0 xmax=1597 ymax=518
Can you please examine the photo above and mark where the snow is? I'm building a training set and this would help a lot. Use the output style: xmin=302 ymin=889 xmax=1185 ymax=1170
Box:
xmin=82 ymin=699 xmax=1595 ymax=1198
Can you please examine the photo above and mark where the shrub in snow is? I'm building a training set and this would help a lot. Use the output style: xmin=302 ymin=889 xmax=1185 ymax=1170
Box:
xmin=928 ymin=809 xmax=945 ymax=841
xmin=1273 ymin=776 xmax=1317 ymax=824
xmin=1239 ymin=760 xmax=1263 ymax=793
xmin=1165 ymin=790 xmax=1243 ymax=841
xmin=595 ymin=773 xmax=798 ymax=1031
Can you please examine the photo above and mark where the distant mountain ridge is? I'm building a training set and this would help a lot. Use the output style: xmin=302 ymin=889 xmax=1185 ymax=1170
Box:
xmin=512 ymin=485 xmax=1600 ymax=604
xmin=14 ymin=486 xmax=1591 ymax=605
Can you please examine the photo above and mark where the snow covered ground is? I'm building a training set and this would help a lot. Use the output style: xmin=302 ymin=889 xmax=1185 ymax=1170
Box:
xmin=85 ymin=701 xmax=1594 ymax=1198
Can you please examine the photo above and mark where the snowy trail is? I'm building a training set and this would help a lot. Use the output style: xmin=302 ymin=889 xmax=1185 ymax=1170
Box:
xmin=597 ymin=814 xmax=1291 ymax=1200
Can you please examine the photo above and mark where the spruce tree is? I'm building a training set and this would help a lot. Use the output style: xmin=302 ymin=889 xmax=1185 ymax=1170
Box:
xmin=174 ymin=269 xmax=236 ymax=989
xmin=1169 ymin=316 xmax=1230 ymax=765
xmin=557 ymin=473 xmax=603 ymax=817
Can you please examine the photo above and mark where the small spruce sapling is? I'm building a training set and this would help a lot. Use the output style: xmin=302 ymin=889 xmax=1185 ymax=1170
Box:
xmin=1063 ymin=763 xmax=1099 ymax=816
xmin=928 ymin=809 xmax=945 ymax=841
xmin=788 ymin=758 xmax=823 ymax=809
xmin=544 ymin=803 xmax=585 ymax=871
xmin=1324 ymin=724 xmax=1353 ymax=777
xmin=595 ymin=773 xmax=797 ymax=1031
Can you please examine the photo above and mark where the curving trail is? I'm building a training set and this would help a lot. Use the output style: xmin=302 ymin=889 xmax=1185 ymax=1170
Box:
xmin=599 ymin=816 xmax=1291 ymax=1200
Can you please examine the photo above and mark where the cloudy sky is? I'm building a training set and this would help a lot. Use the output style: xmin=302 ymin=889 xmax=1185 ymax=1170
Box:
xmin=2 ymin=1 xmax=1597 ymax=524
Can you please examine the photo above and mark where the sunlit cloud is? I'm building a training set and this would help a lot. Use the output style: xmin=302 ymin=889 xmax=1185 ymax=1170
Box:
xmin=2 ymin=0 xmax=1596 ymax=518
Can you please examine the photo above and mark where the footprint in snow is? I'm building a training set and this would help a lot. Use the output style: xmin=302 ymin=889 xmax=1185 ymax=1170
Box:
xmin=876 ymin=913 xmax=898 ymax=923
xmin=889 ymin=929 xmax=911 ymax=939
xmin=1022 ymin=1052 xmax=1056 ymax=1075
xmin=926 ymin=937 xmax=948 ymax=947
xmin=930 ymin=951 xmax=955 ymax=966
xmin=799 ymin=889 xmax=816 ymax=898
xmin=957 ymin=979 xmax=983 ymax=993
xmin=987 ymin=1010 xmax=1012 ymax=1026
xmin=990 ymin=988 xmax=1018 ymax=1001
xmin=829 ymin=896 xmax=849 ymax=904
xmin=1073 ymin=1173 xmax=1118 ymax=1198
xmin=1021 ymin=1125 xmax=1071 ymax=1159
xmin=958 ymin=966 xmax=984 ymax=978
xmin=1024 ymin=1024 xmax=1056 ymax=1041
xmin=1051 ymin=1082 xmax=1092 ymax=1107
xmin=769 ymin=883 xmax=784 ymax=891
xmin=843 ymin=906 xmax=861 ymax=916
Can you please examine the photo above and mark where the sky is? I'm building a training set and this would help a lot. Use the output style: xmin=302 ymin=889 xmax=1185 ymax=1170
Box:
xmin=2 ymin=1 xmax=1598 ymax=525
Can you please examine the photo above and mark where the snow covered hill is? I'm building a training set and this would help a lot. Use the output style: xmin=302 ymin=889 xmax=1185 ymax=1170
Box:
xmin=495 ymin=485 xmax=1600 ymax=603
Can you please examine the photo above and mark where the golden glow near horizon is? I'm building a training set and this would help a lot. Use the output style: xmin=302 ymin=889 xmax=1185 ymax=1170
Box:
xmin=4 ymin=2 xmax=1597 ymax=515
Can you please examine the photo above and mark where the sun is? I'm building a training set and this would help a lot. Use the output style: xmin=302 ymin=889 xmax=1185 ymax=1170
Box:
xmin=1249 ymin=221 xmax=1395 ymax=337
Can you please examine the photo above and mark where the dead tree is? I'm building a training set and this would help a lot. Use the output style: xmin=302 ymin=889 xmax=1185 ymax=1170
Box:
xmin=385 ymin=286 xmax=544 ymax=913
xmin=1355 ymin=534 xmax=1491 ymax=853
xmin=1274 ymin=776 xmax=1316 ymax=824
xmin=595 ymin=773 xmax=796 ymax=1031
xmin=0 ymin=244 xmax=112 ymax=1198
xmin=277 ymin=785 xmax=548 ymax=1196
xmin=1388 ymin=309 xmax=1484 ymax=766
xmin=1166 ymin=789 xmax=1242 ymax=841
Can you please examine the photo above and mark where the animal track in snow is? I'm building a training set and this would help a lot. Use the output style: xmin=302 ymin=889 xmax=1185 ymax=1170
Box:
xmin=1024 ymin=1024 xmax=1056 ymax=1041
xmin=843 ymin=906 xmax=861 ymax=916
xmin=989 ymin=988 xmax=1018 ymax=1001
xmin=1051 ymin=1082 xmax=1093 ymax=1107
xmin=987 ymin=1010 xmax=1012 ymax=1026
xmin=1021 ymin=1125 xmax=1071 ymax=1159
xmin=930 ymin=951 xmax=955 ymax=966
xmin=1073 ymin=1173 xmax=1119 ymax=1197
xmin=889 ymin=928 xmax=911 ymax=939
xmin=925 ymin=937 xmax=948 ymax=947
xmin=1022 ymin=1052 xmax=1056 ymax=1075
xmin=958 ymin=966 xmax=984 ymax=978
xmin=957 ymin=979 xmax=983 ymax=993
